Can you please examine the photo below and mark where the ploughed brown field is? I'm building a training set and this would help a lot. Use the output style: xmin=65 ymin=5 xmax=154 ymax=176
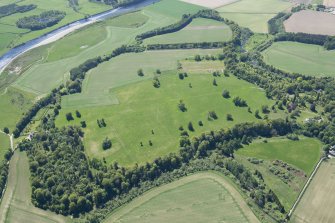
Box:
xmin=284 ymin=10 xmax=335 ymax=36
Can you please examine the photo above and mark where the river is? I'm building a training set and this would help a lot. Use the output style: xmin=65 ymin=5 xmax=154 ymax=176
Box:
xmin=0 ymin=0 xmax=160 ymax=73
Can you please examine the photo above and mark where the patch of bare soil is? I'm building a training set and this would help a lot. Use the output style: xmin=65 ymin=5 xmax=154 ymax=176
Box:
xmin=284 ymin=10 xmax=335 ymax=36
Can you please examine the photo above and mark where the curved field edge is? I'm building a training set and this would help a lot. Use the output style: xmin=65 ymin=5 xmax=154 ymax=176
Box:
xmin=0 ymin=151 xmax=70 ymax=223
xmin=262 ymin=42 xmax=335 ymax=77
xmin=103 ymin=171 xmax=260 ymax=223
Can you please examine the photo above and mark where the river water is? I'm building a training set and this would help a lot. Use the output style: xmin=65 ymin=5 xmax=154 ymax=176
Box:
xmin=0 ymin=0 xmax=160 ymax=73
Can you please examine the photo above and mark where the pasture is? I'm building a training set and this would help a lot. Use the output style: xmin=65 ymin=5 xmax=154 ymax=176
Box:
xmin=62 ymin=49 xmax=222 ymax=107
xmin=284 ymin=10 xmax=335 ymax=36
xmin=104 ymin=172 xmax=260 ymax=223
xmin=0 ymin=0 xmax=111 ymax=56
xmin=56 ymin=70 xmax=283 ymax=166
xmin=0 ymin=151 xmax=70 ymax=223
xmin=262 ymin=42 xmax=335 ymax=77
xmin=0 ymin=87 xmax=34 ymax=131
xmin=235 ymin=137 xmax=322 ymax=210
xmin=217 ymin=0 xmax=292 ymax=33
xmin=144 ymin=18 xmax=232 ymax=44
xmin=9 ymin=0 xmax=203 ymax=95
xmin=236 ymin=137 xmax=322 ymax=174
xmin=291 ymin=158 xmax=335 ymax=223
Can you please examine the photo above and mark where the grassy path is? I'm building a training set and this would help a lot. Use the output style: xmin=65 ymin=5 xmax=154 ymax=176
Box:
xmin=104 ymin=172 xmax=260 ymax=223
xmin=0 ymin=151 xmax=70 ymax=223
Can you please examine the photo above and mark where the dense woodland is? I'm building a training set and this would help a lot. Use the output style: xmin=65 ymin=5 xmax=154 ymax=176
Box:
xmin=8 ymin=8 xmax=335 ymax=223
xmin=16 ymin=10 xmax=66 ymax=30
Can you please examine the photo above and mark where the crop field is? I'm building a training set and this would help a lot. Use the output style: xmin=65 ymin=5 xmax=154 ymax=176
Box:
xmin=104 ymin=172 xmax=260 ymax=223
xmin=291 ymin=158 xmax=335 ymax=223
xmin=0 ymin=87 xmax=34 ymax=131
xmin=284 ymin=10 xmax=335 ymax=36
xmin=8 ymin=0 xmax=203 ymax=95
xmin=235 ymin=137 xmax=322 ymax=210
xmin=236 ymin=137 xmax=322 ymax=174
xmin=262 ymin=42 xmax=335 ymax=77
xmin=0 ymin=0 xmax=111 ymax=56
xmin=0 ymin=151 xmax=70 ymax=223
xmin=324 ymin=0 xmax=335 ymax=7
xmin=217 ymin=0 xmax=292 ymax=33
xmin=144 ymin=18 xmax=232 ymax=44
xmin=56 ymin=69 xmax=283 ymax=166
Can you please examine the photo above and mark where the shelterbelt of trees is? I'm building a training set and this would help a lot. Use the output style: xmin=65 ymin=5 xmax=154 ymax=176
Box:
xmin=16 ymin=10 xmax=66 ymax=31
xmin=9 ymin=8 xmax=335 ymax=223
xmin=0 ymin=3 xmax=36 ymax=19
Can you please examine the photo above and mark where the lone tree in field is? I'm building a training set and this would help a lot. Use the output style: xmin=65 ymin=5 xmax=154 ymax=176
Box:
xmin=255 ymin=110 xmax=261 ymax=119
xmin=261 ymin=105 xmax=270 ymax=114
xmin=75 ymin=110 xmax=81 ymax=118
xmin=156 ymin=69 xmax=161 ymax=74
xmin=233 ymin=96 xmax=248 ymax=107
xmin=213 ymin=78 xmax=217 ymax=86
xmin=178 ymin=100 xmax=187 ymax=112
xmin=3 ymin=127 xmax=9 ymax=134
xmin=226 ymin=114 xmax=233 ymax=121
xmin=198 ymin=120 xmax=203 ymax=126
xmin=137 ymin=68 xmax=144 ymax=77
xmin=188 ymin=122 xmax=194 ymax=131
xmin=153 ymin=77 xmax=160 ymax=88
xmin=222 ymin=90 xmax=230 ymax=98
xmin=80 ymin=121 xmax=86 ymax=128
xmin=195 ymin=55 xmax=201 ymax=61
xmin=149 ymin=140 xmax=153 ymax=146
xmin=102 ymin=137 xmax=112 ymax=150
xmin=208 ymin=111 xmax=218 ymax=120
xmin=178 ymin=73 xmax=185 ymax=80
xmin=66 ymin=112 xmax=74 ymax=121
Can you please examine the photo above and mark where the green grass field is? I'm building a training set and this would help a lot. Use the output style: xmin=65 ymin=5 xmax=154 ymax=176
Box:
xmin=144 ymin=18 xmax=232 ymax=44
xmin=291 ymin=158 xmax=335 ymax=223
xmin=235 ymin=137 xmax=322 ymax=210
xmin=262 ymin=42 xmax=335 ymax=77
xmin=217 ymin=0 xmax=292 ymax=33
xmin=56 ymin=68 xmax=283 ymax=166
xmin=236 ymin=137 xmax=322 ymax=175
xmin=62 ymin=49 xmax=222 ymax=107
xmin=104 ymin=172 xmax=260 ymax=223
xmin=0 ymin=151 xmax=71 ymax=223
xmin=8 ymin=0 xmax=203 ymax=95
xmin=0 ymin=0 xmax=111 ymax=56
xmin=0 ymin=87 xmax=34 ymax=131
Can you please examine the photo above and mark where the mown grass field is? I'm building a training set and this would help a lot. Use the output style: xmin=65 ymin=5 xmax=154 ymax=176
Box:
xmin=291 ymin=158 xmax=335 ymax=223
xmin=217 ymin=0 xmax=292 ymax=33
xmin=236 ymin=137 xmax=322 ymax=174
xmin=0 ymin=0 xmax=111 ymax=56
xmin=62 ymin=49 xmax=222 ymax=108
xmin=8 ymin=0 xmax=203 ymax=95
xmin=144 ymin=18 xmax=232 ymax=44
xmin=104 ymin=172 xmax=260 ymax=223
xmin=0 ymin=151 xmax=70 ymax=223
xmin=235 ymin=137 xmax=322 ymax=210
xmin=0 ymin=87 xmax=34 ymax=131
xmin=56 ymin=68 xmax=283 ymax=166
xmin=262 ymin=42 xmax=335 ymax=77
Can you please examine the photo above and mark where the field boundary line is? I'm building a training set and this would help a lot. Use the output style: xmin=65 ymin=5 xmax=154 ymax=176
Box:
xmin=287 ymin=156 xmax=326 ymax=219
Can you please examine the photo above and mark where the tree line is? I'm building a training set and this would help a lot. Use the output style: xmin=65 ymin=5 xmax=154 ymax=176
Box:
xmin=0 ymin=3 xmax=36 ymax=18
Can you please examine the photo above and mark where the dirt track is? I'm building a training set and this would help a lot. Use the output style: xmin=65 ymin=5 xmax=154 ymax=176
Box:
xmin=284 ymin=10 xmax=335 ymax=36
